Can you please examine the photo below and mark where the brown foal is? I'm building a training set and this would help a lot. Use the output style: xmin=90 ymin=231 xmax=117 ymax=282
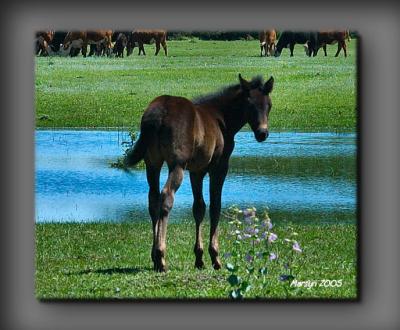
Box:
xmin=124 ymin=74 xmax=274 ymax=272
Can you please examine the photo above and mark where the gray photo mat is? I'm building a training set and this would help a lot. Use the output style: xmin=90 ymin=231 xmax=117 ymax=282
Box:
xmin=1 ymin=0 xmax=400 ymax=329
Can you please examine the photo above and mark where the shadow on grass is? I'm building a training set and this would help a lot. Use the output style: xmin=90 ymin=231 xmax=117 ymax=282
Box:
xmin=68 ymin=266 xmax=153 ymax=276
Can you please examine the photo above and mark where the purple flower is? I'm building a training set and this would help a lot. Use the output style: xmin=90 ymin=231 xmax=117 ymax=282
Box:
xmin=243 ymin=208 xmax=256 ymax=217
xmin=254 ymin=238 xmax=261 ymax=245
xmin=243 ymin=233 xmax=252 ymax=239
xmin=268 ymin=233 xmax=278 ymax=243
xmin=269 ymin=252 xmax=277 ymax=261
xmin=243 ymin=209 xmax=256 ymax=224
xmin=245 ymin=254 xmax=253 ymax=262
xmin=262 ymin=220 xmax=273 ymax=230
xmin=246 ymin=227 xmax=259 ymax=236
xmin=292 ymin=241 xmax=302 ymax=253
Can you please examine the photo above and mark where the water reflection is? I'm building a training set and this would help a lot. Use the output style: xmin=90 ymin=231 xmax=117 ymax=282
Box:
xmin=35 ymin=130 xmax=356 ymax=223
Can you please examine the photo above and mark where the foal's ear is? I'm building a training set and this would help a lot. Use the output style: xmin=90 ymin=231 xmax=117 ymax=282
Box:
xmin=238 ymin=73 xmax=250 ymax=92
xmin=264 ymin=76 xmax=274 ymax=94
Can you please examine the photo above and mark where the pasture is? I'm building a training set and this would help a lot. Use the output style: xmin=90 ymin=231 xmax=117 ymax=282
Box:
xmin=35 ymin=38 xmax=357 ymax=131
xmin=35 ymin=221 xmax=357 ymax=299
xmin=34 ymin=37 xmax=358 ymax=300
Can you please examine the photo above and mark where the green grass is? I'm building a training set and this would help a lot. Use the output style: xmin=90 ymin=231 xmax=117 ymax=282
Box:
xmin=35 ymin=39 xmax=357 ymax=131
xmin=35 ymin=221 xmax=357 ymax=300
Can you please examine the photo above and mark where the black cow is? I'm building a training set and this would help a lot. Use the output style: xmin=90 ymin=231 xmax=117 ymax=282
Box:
xmin=49 ymin=31 xmax=68 ymax=52
xmin=274 ymin=31 xmax=317 ymax=57
xmin=113 ymin=33 xmax=128 ymax=57
xmin=111 ymin=31 xmax=129 ymax=42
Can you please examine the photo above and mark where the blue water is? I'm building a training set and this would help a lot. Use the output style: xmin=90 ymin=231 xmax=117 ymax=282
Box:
xmin=35 ymin=130 xmax=356 ymax=223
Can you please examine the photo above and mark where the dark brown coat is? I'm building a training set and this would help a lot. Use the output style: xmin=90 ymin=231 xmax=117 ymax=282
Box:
xmin=126 ymin=29 xmax=168 ymax=56
xmin=62 ymin=30 xmax=113 ymax=57
xmin=124 ymin=74 xmax=274 ymax=272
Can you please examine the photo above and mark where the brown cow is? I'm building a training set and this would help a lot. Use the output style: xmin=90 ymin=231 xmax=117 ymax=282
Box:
xmin=259 ymin=29 xmax=276 ymax=57
xmin=35 ymin=31 xmax=55 ymax=56
xmin=305 ymin=30 xmax=350 ymax=57
xmin=126 ymin=29 xmax=168 ymax=56
xmin=62 ymin=30 xmax=113 ymax=57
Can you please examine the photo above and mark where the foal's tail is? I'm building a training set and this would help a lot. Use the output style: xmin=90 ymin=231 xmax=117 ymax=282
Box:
xmin=123 ymin=119 xmax=161 ymax=168
xmin=123 ymin=134 xmax=147 ymax=167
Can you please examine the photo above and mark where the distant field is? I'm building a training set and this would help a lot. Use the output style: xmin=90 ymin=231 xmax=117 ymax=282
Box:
xmin=35 ymin=39 xmax=357 ymax=131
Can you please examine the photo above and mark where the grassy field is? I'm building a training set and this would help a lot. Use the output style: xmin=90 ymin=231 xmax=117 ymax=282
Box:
xmin=35 ymin=39 xmax=357 ymax=131
xmin=35 ymin=221 xmax=357 ymax=300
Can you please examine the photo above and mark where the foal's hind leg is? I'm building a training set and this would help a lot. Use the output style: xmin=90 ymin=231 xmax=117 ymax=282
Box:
xmin=153 ymin=165 xmax=184 ymax=272
xmin=190 ymin=171 xmax=207 ymax=269
xmin=145 ymin=159 xmax=162 ymax=264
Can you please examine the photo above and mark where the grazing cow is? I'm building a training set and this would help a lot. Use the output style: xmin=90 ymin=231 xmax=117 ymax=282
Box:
xmin=111 ymin=31 xmax=130 ymax=42
xmin=259 ymin=29 xmax=277 ymax=57
xmin=113 ymin=33 xmax=128 ymax=57
xmin=35 ymin=31 xmax=75 ymax=56
xmin=274 ymin=31 xmax=318 ymax=57
xmin=126 ymin=29 xmax=168 ymax=56
xmin=48 ymin=31 xmax=68 ymax=53
xmin=35 ymin=31 xmax=54 ymax=56
xmin=62 ymin=30 xmax=113 ymax=57
xmin=305 ymin=30 xmax=351 ymax=57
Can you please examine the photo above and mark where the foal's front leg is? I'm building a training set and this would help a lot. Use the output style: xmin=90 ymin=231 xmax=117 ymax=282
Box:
xmin=190 ymin=171 xmax=207 ymax=269
xmin=153 ymin=165 xmax=184 ymax=272
xmin=209 ymin=164 xmax=229 ymax=270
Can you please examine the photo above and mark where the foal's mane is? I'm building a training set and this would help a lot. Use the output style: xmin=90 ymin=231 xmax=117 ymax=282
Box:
xmin=192 ymin=76 xmax=265 ymax=106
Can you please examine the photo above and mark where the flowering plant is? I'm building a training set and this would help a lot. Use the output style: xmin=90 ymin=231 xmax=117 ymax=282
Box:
xmin=223 ymin=206 xmax=304 ymax=299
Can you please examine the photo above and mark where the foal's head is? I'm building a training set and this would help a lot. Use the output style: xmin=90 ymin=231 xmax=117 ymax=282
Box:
xmin=238 ymin=74 xmax=274 ymax=142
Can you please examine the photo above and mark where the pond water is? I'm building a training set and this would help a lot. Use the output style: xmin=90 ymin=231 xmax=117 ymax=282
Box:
xmin=35 ymin=130 xmax=356 ymax=224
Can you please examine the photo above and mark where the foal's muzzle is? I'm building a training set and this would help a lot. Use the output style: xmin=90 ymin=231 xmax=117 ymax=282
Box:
xmin=255 ymin=129 xmax=269 ymax=142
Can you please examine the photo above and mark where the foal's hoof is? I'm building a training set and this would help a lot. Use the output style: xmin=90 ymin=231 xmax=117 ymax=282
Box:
xmin=153 ymin=249 xmax=167 ymax=272
xmin=212 ymin=259 xmax=222 ymax=270
xmin=195 ymin=259 xmax=205 ymax=269
xmin=154 ymin=262 xmax=167 ymax=272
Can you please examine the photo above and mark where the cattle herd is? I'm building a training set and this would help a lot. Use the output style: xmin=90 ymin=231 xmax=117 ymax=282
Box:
xmin=35 ymin=29 xmax=168 ymax=57
xmin=260 ymin=29 xmax=351 ymax=57
xmin=35 ymin=29 xmax=351 ymax=58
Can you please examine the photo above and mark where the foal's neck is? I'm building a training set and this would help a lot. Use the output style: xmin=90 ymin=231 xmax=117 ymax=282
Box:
xmin=217 ymin=92 xmax=248 ymax=138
